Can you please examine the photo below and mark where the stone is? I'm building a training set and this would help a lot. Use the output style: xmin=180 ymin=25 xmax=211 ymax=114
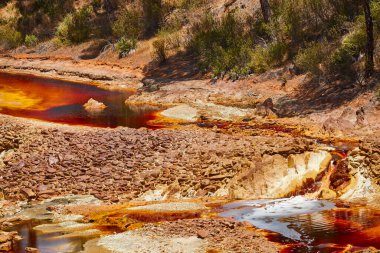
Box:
xmin=21 ymin=188 xmax=36 ymax=199
xmin=256 ymin=98 xmax=277 ymax=118
xmin=200 ymin=179 xmax=210 ymax=187
xmin=319 ymin=189 xmax=337 ymax=200
xmin=48 ymin=156 xmax=59 ymax=166
xmin=0 ymin=241 xmax=12 ymax=251
xmin=25 ymin=247 xmax=40 ymax=253
xmin=160 ymin=104 xmax=198 ymax=122
xmin=197 ymin=229 xmax=209 ymax=239
xmin=46 ymin=168 xmax=57 ymax=174
xmin=0 ymin=234 xmax=11 ymax=244
xmin=196 ymin=190 xmax=208 ymax=197
xmin=83 ymin=99 xmax=107 ymax=113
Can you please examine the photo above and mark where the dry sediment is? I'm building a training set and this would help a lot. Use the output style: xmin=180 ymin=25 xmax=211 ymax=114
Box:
xmin=84 ymin=218 xmax=280 ymax=253
xmin=0 ymin=114 xmax=316 ymax=203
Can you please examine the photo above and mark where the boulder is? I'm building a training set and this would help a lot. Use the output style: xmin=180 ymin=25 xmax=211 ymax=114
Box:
xmin=256 ymin=98 xmax=277 ymax=118
xmin=160 ymin=104 xmax=198 ymax=122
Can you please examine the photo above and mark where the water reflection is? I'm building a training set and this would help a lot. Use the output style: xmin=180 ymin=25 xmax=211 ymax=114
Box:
xmin=0 ymin=72 xmax=160 ymax=128
xmin=221 ymin=197 xmax=380 ymax=252
xmin=9 ymin=221 xmax=90 ymax=253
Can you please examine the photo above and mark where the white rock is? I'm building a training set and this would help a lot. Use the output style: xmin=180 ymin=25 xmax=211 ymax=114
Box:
xmin=160 ymin=104 xmax=198 ymax=122
xmin=83 ymin=98 xmax=107 ymax=113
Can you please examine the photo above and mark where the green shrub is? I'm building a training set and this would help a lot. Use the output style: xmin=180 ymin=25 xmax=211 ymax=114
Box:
xmin=56 ymin=16 xmax=70 ymax=43
xmin=189 ymin=12 xmax=290 ymax=77
xmin=268 ymin=0 xmax=360 ymax=45
xmin=329 ymin=28 xmax=366 ymax=78
xmin=152 ymin=38 xmax=167 ymax=63
xmin=295 ymin=42 xmax=329 ymax=75
xmin=15 ymin=0 xmax=75 ymax=38
xmin=248 ymin=46 xmax=270 ymax=74
xmin=0 ymin=25 xmax=22 ymax=49
xmin=327 ymin=47 xmax=356 ymax=77
xmin=56 ymin=5 xmax=93 ymax=44
xmin=113 ymin=8 xmax=142 ymax=40
xmin=24 ymin=34 xmax=38 ymax=47
xmin=190 ymin=12 xmax=255 ymax=77
xmin=267 ymin=41 xmax=288 ymax=66
xmin=340 ymin=28 xmax=367 ymax=58
xmin=116 ymin=37 xmax=137 ymax=58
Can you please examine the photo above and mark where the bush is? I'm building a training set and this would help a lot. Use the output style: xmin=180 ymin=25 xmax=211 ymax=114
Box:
xmin=327 ymin=28 xmax=366 ymax=78
xmin=248 ymin=46 xmax=270 ymax=74
xmin=189 ymin=11 xmax=290 ymax=77
xmin=113 ymin=7 xmax=142 ymax=40
xmin=15 ymin=0 xmax=75 ymax=38
xmin=56 ymin=5 xmax=93 ymax=44
xmin=267 ymin=41 xmax=289 ymax=66
xmin=0 ymin=25 xmax=22 ymax=49
xmin=152 ymin=38 xmax=167 ymax=63
xmin=116 ymin=37 xmax=137 ymax=58
xmin=295 ymin=42 xmax=330 ymax=75
xmin=340 ymin=27 xmax=367 ymax=58
xmin=190 ymin=12 xmax=256 ymax=77
xmin=24 ymin=34 xmax=38 ymax=47
xmin=269 ymin=0 xmax=360 ymax=44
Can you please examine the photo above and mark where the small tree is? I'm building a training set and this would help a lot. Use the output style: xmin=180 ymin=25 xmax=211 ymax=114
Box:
xmin=259 ymin=0 xmax=271 ymax=23
xmin=142 ymin=0 xmax=162 ymax=36
xmin=363 ymin=0 xmax=374 ymax=78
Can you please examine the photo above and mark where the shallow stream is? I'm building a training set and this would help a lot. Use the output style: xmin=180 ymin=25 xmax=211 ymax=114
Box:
xmin=221 ymin=197 xmax=380 ymax=252
xmin=9 ymin=221 xmax=89 ymax=253
xmin=0 ymin=72 xmax=160 ymax=128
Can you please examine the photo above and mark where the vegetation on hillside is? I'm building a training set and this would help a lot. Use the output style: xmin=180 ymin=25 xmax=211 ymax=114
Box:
xmin=0 ymin=0 xmax=379 ymax=84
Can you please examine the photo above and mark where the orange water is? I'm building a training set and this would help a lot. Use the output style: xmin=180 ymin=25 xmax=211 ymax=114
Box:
xmin=0 ymin=72 xmax=160 ymax=128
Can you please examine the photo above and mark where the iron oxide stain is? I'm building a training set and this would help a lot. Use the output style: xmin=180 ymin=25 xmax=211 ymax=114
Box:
xmin=0 ymin=72 xmax=160 ymax=128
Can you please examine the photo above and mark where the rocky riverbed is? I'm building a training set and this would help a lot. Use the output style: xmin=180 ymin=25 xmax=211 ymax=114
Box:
xmin=0 ymin=114 xmax=319 ymax=203
xmin=1 ymin=61 xmax=380 ymax=252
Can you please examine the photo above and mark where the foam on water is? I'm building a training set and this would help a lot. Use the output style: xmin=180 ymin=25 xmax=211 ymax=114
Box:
xmin=221 ymin=196 xmax=336 ymax=241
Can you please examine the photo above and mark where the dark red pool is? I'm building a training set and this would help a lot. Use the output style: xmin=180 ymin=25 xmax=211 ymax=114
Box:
xmin=0 ymin=72 xmax=160 ymax=128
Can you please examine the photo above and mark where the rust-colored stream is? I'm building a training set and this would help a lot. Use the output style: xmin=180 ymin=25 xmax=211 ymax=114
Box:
xmin=0 ymin=72 xmax=160 ymax=128
xmin=221 ymin=198 xmax=380 ymax=252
